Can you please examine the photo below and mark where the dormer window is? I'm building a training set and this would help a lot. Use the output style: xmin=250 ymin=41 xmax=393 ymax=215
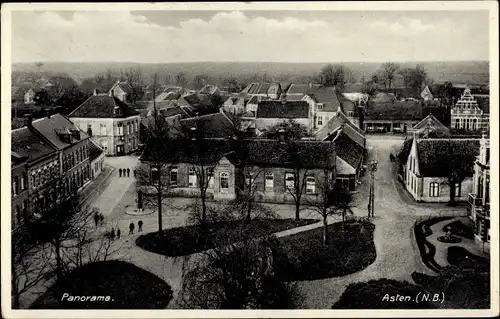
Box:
xmin=347 ymin=111 xmax=354 ymax=117
xmin=316 ymin=103 xmax=324 ymax=111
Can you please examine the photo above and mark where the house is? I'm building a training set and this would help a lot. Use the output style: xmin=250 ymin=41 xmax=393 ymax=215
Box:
xmin=24 ymin=89 xmax=36 ymax=104
xmin=254 ymin=100 xmax=310 ymax=133
xmin=222 ymin=94 xmax=248 ymax=115
xmin=362 ymin=100 xmax=423 ymax=133
xmin=286 ymin=83 xmax=321 ymax=96
xmin=88 ymin=138 xmax=105 ymax=180
xmin=408 ymin=114 xmax=450 ymax=136
xmin=11 ymin=153 xmax=29 ymax=227
xmin=378 ymin=87 xmax=421 ymax=101
xmin=179 ymin=111 xmax=236 ymax=139
xmin=469 ymin=135 xmax=490 ymax=253
xmin=31 ymin=114 xmax=92 ymax=191
xmin=399 ymin=137 xmax=480 ymax=203
xmin=246 ymin=95 xmax=263 ymax=115
xmin=177 ymin=93 xmax=221 ymax=117
xmin=137 ymin=134 xmax=336 ymax=204
xmin=371 ymin=92 xmax=396 ymax=103
xmin=69 ymin=90 xmax=141 ymax=156
xmin=108 ymin=81 xmax=134 ymax=103
xmin=304 ymin=86 xmax=341 ymax=131
xmin=199 ymin=84 xmax=221 ymax=96
xmin=420 ymin=85 xmax=435 ymax=101
xmin=451 ymin=87 xmax=489 ymax=131
xmin=315 ymin=112 xmax=367 ymax=190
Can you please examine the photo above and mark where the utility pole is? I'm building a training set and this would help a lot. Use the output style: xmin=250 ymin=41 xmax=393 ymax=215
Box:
xmin=367 ymin=160 xmax=378 ymax=218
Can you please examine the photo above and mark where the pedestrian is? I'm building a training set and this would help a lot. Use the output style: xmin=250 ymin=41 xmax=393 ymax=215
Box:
xmin=127 ymin=168 xmax=130 ymax=177
xmin=117 ymin=228 xmax=121 ymax=239
xmin=93 ymin=211 xmax=99 ymax=228
xmin=138 ymin=220 xmax=143 ymax=232
xmin=119 ymin=168 xmax=122 ymax=177
xmin=133 ymin=169 xmax=136 ymax=178
xmin=129 ymin=222 xmax=135 ymax=235
xmin=110 ymin=228 xmax=115 ymax=240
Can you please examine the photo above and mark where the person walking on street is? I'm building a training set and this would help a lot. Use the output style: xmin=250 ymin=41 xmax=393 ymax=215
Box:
xmin=119 ymin=168 xmax=122 ymax=177
xmin=129 ymin=222 xmax=135 ymax=235
xmin=138 ymin=220 xmax=143 ymax=232
xmin=110 ymin=228 xmax=115 ymax=240
xmin=127 ymin=168 xmax=130 ymax=177
xmin=117 ymin=228 xmax=121 ymax=239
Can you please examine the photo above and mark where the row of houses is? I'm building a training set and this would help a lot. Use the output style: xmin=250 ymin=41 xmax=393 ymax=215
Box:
xmin=11 ymin=114 xmax=105 ymax=227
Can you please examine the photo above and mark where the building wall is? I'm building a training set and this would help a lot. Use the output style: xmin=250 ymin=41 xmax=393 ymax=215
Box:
xmin=315 ymin=111 xmax=337 ymax=129
xmin=450 ymin=110 xmax=489 ymax=131
xmin=91 ymin=153 xmax=106 ymax=180
xmin=11 ymin=162 xmax=29 ymax=227
xmin=364 ymin=120 xmax=419 ymax=132
xmin=70 ymin=116 xmax=140 ymax=156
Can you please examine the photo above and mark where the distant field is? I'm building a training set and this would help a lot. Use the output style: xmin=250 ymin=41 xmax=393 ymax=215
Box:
xmin=11 ymin=60 xmax=489 ymax=87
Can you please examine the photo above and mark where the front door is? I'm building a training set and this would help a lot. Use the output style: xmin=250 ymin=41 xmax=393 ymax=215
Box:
xmin=117 ymin=145 xmax=125 ymax=156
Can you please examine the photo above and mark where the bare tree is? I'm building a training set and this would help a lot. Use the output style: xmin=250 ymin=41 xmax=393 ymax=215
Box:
xmin=409 ymin=64 xmax=428 ymax=89
xmin=175 ymin=72 xmax=188 ymax=88
xmin=193 ymin=75 xmax=207 ymax=90
xmin=283 ymin=140 xmax=309 ymax=221
xmin=320 ymin=64 xmax=349 ymax=92
xmin=136 ymin=73 xmax=178 ymax=232
xmin=399 ymin=68 xmax=413 ymax=88
xmin=379 ymin=62 xmax=400 ymax=89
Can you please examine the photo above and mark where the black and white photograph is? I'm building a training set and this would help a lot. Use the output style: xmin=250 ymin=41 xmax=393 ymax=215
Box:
xmin=1 ymin=2 xmax=498 ymax=318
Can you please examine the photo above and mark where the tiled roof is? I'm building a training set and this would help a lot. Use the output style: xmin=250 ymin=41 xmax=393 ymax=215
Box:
xmin=88 ymin=138 xmax=104 ymax=162
xmin=178 ymin=94 xmax=220 ymax=117
xmin=287 ymin=83 xmax=321 ymax=95
xmin=306 ymin=86 xmax=341 ymax=112
xmin=398 ymin=138 xmax=414 ymax=164
xmin=179 ymin=112 xmax=235 ymax=138
xmin=199 ymin=85 xmax=219 ymax=95
xmin=372 ymin=92 xmax=396 ymax=103
xmin=241 ymin=83 xmax=271 ymax=95
xmin=156 ymin=91 xmax=180 ymax=101
xmin=161 ymin=106 xmax=188 ymax=118
xmin=110 ymin=81 xmax=134 ymax=95
xmin=411 ymin=114 xmax=449 ymax=132
xmin=315 ymin=112 xmax=365 ymax=148
xmin=256 ymin=101 xmax=309 ymax=119
xmin=416 ymin=139 xmax=480 ymax=177
xmin=31 ymin=114 xmax=89 ymax=150
xmin=364 ymin=101 xmax=423 ymax=121
xmin=248 ymin=95 xmax=261 ymax=105
xmin=11 ymin=127 xmax=58 ymax=163
xmin=284 ymin=94 xmax=305 ymax=101
xmin=69 ymin=94 xmax=139 ymax=118
xmin=334 ymin=131 xmax=364 ymax=170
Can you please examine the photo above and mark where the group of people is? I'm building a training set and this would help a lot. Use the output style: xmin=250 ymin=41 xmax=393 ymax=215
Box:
xmin=108 ymin=220 xmax=144 ymax=240
xmin=119 ymin=168 xmax=136 ymax=178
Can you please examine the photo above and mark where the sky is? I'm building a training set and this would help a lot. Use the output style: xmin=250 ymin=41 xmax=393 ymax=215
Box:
xmin=10 ymin=9 xmax=490 ymax=63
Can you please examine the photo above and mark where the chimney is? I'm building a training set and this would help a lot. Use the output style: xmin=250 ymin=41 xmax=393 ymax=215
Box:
xmin=87 ymin=127 xmax=93 ymax=137
xmin=93 ymin=88 xmax=99 ymax=96
xmin=277 ymin=128 xmax=288 ymax=143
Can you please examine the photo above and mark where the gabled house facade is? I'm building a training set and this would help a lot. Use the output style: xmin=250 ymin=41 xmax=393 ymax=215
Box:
xmin=408 ymin=114 xmax=450 ymax=136
xmin=451 ymin=87 xmax=489 ymax=131
xmin=109 ymin=81 xmax=134 ymax=103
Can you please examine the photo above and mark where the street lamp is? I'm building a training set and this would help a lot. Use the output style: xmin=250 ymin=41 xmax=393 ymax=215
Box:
xmin=367 ymin=160 xmax=378 ymax=218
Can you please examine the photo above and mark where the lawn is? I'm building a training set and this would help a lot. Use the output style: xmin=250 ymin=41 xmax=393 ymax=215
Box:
xmin=136 ymin=218 xmax=318 ymax=256
xmin=414 ymin=217 xmax=454 ymax=272
xmin=442 ymin=220 xmax=474 ymax=240
xmin=275 ymin=220 xmax=376 ymax=281
xmin=447 ymin=246 xmax=489 ymax=271
xmin=332 ymin=279 xmax=435 ymax=309
xmin=30 ymin=261 xmax=173 ymax=309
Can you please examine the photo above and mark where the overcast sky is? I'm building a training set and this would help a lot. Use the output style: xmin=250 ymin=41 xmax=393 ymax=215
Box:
xmin=11 ymin=10 xmax=489 ymax=63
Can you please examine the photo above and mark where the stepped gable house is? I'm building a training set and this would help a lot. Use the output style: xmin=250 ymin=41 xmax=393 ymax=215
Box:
xmin=69 ymin=90 xmax=140 ymax=156
xmin=451 ymin=86 xmax=490 ymax=131
xmin=137 ymin=132 xmax=336 ymax=204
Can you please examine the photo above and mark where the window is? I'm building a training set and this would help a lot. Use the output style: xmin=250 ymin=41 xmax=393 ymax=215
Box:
xmin=454 ymin=182 xmax=461 ymax=197
xmin=117 ymin=123 xmax=124 ymax=136
xmin=429 ymin=182 xmax=440 ymax=197
xmin=151 ymin=167 xmax=160 ymax=182
xmin=285 ymin=173 xmax=295 ymax=191
xmin=128 ymin=123 xmax=131 ymax=134
xmin=306 ymin=176 xmax=316 ymax=194
xmin=317 ymin=116 xmax=323 ymax=126
xmin=316 ymin=103 xmax=324 ymax=110
xmin=347 ymin=111 xmax=354 ymax=117
xmin=265 ymin=172 xmax=274 ymax=191
xmin=21 ymin=173 xmax=27 ymax=190
xmin=12 ymin=176 xmax=18 ymax=196
xmin=170 ymin=168 xmax=178 ymax=186
xmin=100 ymin=124 xmax=107 ymax=135
xmin=486 ymin=148 xmax=490 ymax=164
xmin=220 ymin=172 xmax=229 ymax=191
xmin=188 ymin=168 xmax=197 ymax=187
xmin=135 ymin=121 xmax=138 ymax=132
xmin=454 ymin=119 xmax=460 ymax=129
xmin=409 ymin=156 xmax=413 ymax=171
xmin=472 ymin=118 xmax=477 ymax=130
xmin=465 ymin=118 xmax=470 ymax=130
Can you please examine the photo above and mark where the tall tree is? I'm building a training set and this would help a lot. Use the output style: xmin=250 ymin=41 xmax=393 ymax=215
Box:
xmin=409 ymin=64 xmax=428 ymax=89
xmin=136 ymin=73 xmax=177 ymax=232
xmin=378 ymin=62 xmax=400 ymax=89
xmin=399 ymin=68 xmax=413 ymax=88
xmin=175 ymin=72 xmax=188 ymax=88
xmin=282 ymin=140 xmax=309 ymax=221
xmin=193 ymin=75 xmax=207 ymax=90
xmin=320 ymin=64 xmax=349 ymax=92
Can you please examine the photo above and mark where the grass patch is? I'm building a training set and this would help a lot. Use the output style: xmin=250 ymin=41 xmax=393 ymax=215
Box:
xmin=30 ymin=261 xmax=173 ymax=309
xmin=442 ymin=220 xmax=474 ymax=240
xmin=275 ymin=220 xmax=376 ymax=281
xmin=333 ymin=279 xmax=435 ymax=309
xmin=136 ymin=218 xmax=318 ymax=256
xmin=447 ymin=246 xmax=489 ymax=271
